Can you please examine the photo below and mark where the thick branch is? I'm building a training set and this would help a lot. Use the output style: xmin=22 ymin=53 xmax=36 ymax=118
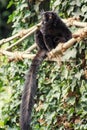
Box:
xmin=48 ymin=27 xmax=87 ymax=59
xmin=0 ymin=18 xmax=86 ymax=47
xmin=63 ymin=18 xmax=87 ymax=27
xmin=0 ymin=27 xmax=87 ymax=61
xmin=0 ymin=50 xmax=35 ymax=61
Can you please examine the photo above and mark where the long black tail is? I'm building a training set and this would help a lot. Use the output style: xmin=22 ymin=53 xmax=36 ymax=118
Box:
xmin=20 ymin=50 xmax=47 ymax=130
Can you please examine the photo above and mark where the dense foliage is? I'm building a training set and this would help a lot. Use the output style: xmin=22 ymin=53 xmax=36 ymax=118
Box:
xmin=0 ymin=0 xmax=14 ymax=39
xmin=0 ymin=0 xmax=87 ymax=130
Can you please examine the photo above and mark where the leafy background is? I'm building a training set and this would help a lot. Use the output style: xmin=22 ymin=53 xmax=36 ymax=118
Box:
xmin=0 ymin=0 xmax=87 ymax=130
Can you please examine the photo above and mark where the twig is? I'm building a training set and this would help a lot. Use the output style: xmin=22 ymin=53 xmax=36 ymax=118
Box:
xmin=25 ymin=43 xmax=37 ymax=53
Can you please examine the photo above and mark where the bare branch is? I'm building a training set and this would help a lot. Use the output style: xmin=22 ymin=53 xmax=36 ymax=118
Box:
xmin=48 ymin=27 xmax=87 ymax=59
xmin=0 ymin=22 xmax=41 ymax=45
xmin=62 ymin=17 xmax=87 ymax=27
xmin=0 ymin=29 xmax=30 ymax=46
xmin=0 ymin=49 xmax=36 ymax=61
xmin=5 ymin=22 xmax=41 ymax=51
xmin=0 ymin=18 xmax=86 ymax=47
xmin=25 ymin=43 xmax=37 ymax=53
xmin=0 ymin=27 xmax=87 ymax=62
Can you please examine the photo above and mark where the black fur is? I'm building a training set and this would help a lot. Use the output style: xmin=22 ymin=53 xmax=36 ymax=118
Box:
xmin=20 ymin=50 xmax=47 ymax=130
xmin=20 ymin=11 xmax=72 ymax=130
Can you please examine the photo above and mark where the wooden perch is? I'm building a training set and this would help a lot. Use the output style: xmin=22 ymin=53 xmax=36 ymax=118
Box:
xmin=0 ymin=50 xmax=35 ymax=61
xmin=0 ymin=22 xmax=41 ymax=46
xmin=0 ymin=26 xmax=87 ymax=61
xmin=63 ymin=17 xmax=87 ymax=27
xmin=0 ymin=18 xmax=87 ymax=50
xmin=5 ymin=22 xmax=41 ymax=51
xmin=0 ymin=29 xmax=29 ymax=46
xmin=48 ymin=27 xmax=87 ymax=59
xmin=25 ymin=43 xmax=37 ymax=53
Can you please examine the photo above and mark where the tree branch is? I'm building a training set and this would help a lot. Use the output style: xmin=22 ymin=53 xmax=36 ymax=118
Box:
xmin=5 ymin=22 xmax=41 ymax=51
xmin=63 ymin=18 xmax=87 ymax=27
xmin=25 ymin=43 xmax=37 ymax=53
xmin=48 ymin=27 xmax=87 ymax=59
xmin=0 ymin=27 xmax=87 ymax=62
xmin=0 ymin=29 xmax=31 ymax=46
xmin=0 ymin=18 xmax=86 ymax=48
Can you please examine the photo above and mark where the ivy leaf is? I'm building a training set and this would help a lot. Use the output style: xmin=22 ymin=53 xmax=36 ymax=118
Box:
xmin=75 ymin=70 xmax=83 ymax=80
xmin=62 ymin=48 xmax=76 ymax=61
xmin=7 ymin=0 xmax=14 ymax=9
xmin=67 ymin=97 xmax=76 ymax=105
xmin=81 ymin=5 xmax=87 ymax=13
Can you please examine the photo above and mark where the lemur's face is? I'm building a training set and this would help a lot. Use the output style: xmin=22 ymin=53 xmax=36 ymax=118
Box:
xmin=42 ymin=11 xmax=56 ymax=25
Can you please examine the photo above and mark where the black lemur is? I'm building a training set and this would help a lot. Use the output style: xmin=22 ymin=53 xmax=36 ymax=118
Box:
xmin=20 ymin=11 xmax=72 ymax=130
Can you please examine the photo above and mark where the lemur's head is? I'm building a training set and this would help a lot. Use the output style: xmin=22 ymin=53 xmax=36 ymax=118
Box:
xmin=42 ymin=11 xmax=58 ymax=25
